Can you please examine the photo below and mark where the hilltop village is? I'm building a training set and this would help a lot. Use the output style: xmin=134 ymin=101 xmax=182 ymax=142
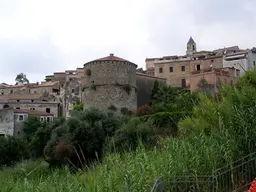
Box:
xmin=0 ymin=37 xmax=256 ymax=137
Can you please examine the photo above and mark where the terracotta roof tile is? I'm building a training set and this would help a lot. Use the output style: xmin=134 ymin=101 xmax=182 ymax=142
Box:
xmin=87 ymin=54 xmax=130 ymax=63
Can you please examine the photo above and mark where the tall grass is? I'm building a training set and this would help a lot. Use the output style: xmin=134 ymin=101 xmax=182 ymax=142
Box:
xmin=0 ymin=135 xmax=229 ymax=192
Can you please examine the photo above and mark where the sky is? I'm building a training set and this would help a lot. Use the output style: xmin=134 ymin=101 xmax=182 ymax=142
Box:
xmin=0 ymin=0 xmax=256 ymax=84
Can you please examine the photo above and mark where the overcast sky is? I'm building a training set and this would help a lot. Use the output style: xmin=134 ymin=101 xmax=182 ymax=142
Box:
xmin=0 ymin=0 xmax=255 ymax=84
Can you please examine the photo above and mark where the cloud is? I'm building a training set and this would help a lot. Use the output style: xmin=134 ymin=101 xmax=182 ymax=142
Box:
xmin=0 ymin=0 xmax=255 ymax=84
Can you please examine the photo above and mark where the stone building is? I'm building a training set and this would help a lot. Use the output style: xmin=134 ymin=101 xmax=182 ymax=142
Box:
xmin=0 ymin=94 xmax=60 ymax=117
xmin=83 ymin=53 xmax=137 ymax=113
xmin=148 ymin=37 xmax=256 ymax=91
xmin=190 ymin=67 xmax=239 ymax=92
xmin=13 ymin=108 xmax=54 ymax=136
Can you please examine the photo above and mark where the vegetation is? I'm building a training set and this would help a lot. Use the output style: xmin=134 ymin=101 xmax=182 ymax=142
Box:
xmin=85 ymin=69 xmax=92 ymax=77
xmin=73 ymin=103 xmax=83 ymax=111
xmin=1 ymin=69 xmax=256 ymax=191
xmin=15 ymin=73 xmax=29 ymax=84
xmin=0 ymin=136 xmax=29 ymax=168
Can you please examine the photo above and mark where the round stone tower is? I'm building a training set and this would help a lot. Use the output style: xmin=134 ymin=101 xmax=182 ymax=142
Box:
xmin=83 ymin=53 xmax=137 ymax=113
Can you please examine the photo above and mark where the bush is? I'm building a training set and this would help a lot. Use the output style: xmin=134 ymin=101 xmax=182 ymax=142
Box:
xmin=136 ymin=105 xmax=154 ymax=116
xmin=23 ymin=116 xmax=43 ymax=142
xmin=179 ymin=71 xmax=256 ymax=161
xmin=44 ymin=108 xmax=122 ymax=169
xmin=140 ymin=112 xmax=185 ymax=137
xmin=109 ymin=117 xmax=158 ymax=152
xmin=0 ymin=136 xmax=29 ymax=168
xmin=30 ymin=117 xmax=66 ymax=158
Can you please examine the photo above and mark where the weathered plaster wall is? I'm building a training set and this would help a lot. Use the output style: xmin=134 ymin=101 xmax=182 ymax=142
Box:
xmin=0 ymin=108 xmax=14 ymax=136
xmin=136 ymin=74 xmax=166 ymax=108
xmin=0 ymin=102 xmax=59 ymax=117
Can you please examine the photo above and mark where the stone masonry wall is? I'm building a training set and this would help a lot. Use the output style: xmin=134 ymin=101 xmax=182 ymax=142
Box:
xmin=83 ymin=60 xmax=137 ymax=112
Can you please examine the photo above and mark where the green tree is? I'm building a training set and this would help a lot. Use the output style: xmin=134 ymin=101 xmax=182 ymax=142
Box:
xmin=15 ymin=73 xmax=29 ymax=84
xmin=30 ymin=117 xmax=66 ymax=158
xmin=150 ymin=80 xmax=160 ymax=104
xmin=0 ymin=136 xmax=29 ymax=168
xmin=23 ymin=116 xmax=43 ymax=142
xmin=44 ymin=108 xmax=122 ymax=169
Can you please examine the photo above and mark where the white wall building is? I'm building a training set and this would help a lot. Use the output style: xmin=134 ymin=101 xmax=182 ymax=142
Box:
xmin=223 ymin=48 xmax=256 ymax=76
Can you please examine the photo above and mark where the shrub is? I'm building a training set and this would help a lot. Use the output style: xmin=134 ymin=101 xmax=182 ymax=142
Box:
xmin=109 ymin=118 xmax=157 ymax=152
xmin=179 ymin=71 xmax=256 ymax=161
xmin=120 ymin=107 xmax=128 ymax=115
xmin=44 ymin=108 xmax=122 ymax=169
xmin=23 ymin=116 xmax=43 ymax=142
xmin=140 ymin=112 xmax=185 ymax=137
xmin=73 ymin=103 xmax=83 ymax=111
xmin=0 ymin=136 xmax=29 ymax=168
xmin=85 ymin=69 xmax=91 ymax=76
xmin=30 ymin=117 xmax=66 ymax=158
xmin=136 ymin=105 xmax=154 ymax=116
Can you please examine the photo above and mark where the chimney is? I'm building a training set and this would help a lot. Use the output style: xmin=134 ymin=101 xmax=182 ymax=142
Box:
xmin=110 ymin=53 xmax=114 ymax=56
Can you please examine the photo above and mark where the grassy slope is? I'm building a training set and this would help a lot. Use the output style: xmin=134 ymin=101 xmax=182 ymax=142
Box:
xmin=0 ymin=136 xmax=227 ymax=192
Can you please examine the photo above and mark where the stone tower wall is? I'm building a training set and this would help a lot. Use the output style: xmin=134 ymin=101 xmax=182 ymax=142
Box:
xmin=83 ymin=60 xmax=137 ymax=113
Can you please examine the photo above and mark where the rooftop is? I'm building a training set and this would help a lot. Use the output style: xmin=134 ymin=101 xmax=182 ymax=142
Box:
xmin=14 ymin=109 xmax=54 ymax=116
xmin=187 ymin=36 xmax=195 ymax=44
xmin=89 ymin=53 xmax=129 ymax=62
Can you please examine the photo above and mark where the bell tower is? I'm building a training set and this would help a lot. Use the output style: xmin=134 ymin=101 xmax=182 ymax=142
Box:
xmin=186 ymin=36 xmax=197 ymax=56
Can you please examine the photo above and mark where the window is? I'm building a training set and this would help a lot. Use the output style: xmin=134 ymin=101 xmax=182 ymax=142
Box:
xmin=30 ymin=108 xmax=35 ymax=110
xmin=159 ymin=67 xmax=163 ymax=73
xmin=16 ymin=107 xmax=20 ymax=109
xmin=181 ymin=79 xmax=186 ymax=88
xmin=169 ymin=66 xmax=173 ymax=72
xmin=46 ymin=117 xmax=50 ymax=122
xmin=10 ymin=90 xmax=13 ymax=94
xmin=211 ymin=59 xmax=214 ymax=63
xmin=181 ymin=66 xmax=185 ymax=72
xmin=196 ymin=64 xmax=201 ymax=71
xmin=46 ymin=108 xmax=51 ymax=113
xmin=1 ymin=91 xmax=4 ymax=95
xmin=17 ymin=100 xmax=20 ymax=102
xmin=254 ymin=61 xmax=256 ymax=66
xmin=17 ymin=131 xmax=20 ymax=135
xmin=31 ymin=100 xmax=34 ymax=102
xmin=236 ymin=70 xmax=240 ymax=77
xmin=40 ymin=117 xmax=44 ymax=122
xmin=34 ymin=91 xmax=37 ymax=94
xmin=71 ymin=89 xmax=75 ymax=93
xmin=19 ymin=115 xmax=24 ymax=121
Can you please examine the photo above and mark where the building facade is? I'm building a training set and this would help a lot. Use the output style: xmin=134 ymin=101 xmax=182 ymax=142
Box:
xmin=223 ymin=48 xmax=256 ymax=76
xmin=83 ymin=54 xmax=137 ymax=113
xmin=149 ymin=37 xmax=255 ymax=91
xmin=190 ymin=67 xmax=239 ymax=92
